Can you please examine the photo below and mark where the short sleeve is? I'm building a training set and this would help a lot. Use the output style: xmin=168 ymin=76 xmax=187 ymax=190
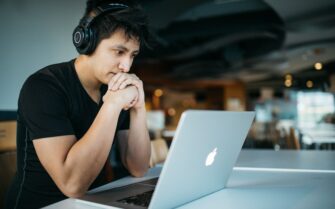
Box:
xmin=19 ymin=73 xmax=74 ymax=140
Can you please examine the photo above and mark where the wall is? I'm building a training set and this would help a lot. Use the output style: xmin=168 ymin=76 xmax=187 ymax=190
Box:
xmin=223 ymin=82 xmax=246 ymax=111
xmin=0 ymin=0 xmax=86 ymax=110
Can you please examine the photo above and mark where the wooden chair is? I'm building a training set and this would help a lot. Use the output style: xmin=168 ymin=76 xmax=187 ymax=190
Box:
xmin=274 ymin=127 xmax=301 ymax=150
xmin=285 ymin=127 xmax=301 ymax=150
xmin=0 ymin=120 xmax=17 ymax=208
xmin=149 ymin=138 xmax=169 ymax=167
xmin=0 ymin=151 xmax=17 ymax=208
xmin=0 ymin=121 xmax=17 ymax=152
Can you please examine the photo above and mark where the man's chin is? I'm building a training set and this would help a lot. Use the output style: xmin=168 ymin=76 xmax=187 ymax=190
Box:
xmin=105 ymin=73 xmax=115 ymax=83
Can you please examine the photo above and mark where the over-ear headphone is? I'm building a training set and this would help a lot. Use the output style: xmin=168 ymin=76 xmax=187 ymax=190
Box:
xmin=73 ymin=3 xmax=129 ymax=55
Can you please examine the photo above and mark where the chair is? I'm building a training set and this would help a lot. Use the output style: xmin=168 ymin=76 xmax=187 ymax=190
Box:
xmin=0 ymin=121 xmax=17 ymax=152
xmin=0 ymin=120 xmax=17 ymax=208
xmin=285 ymin=127 xmax=301 ymax=150
xmin=149 ymin=138 xmax=169 ymax=167
xmin=274 ymin=126 xmax=301 ymax=150
xmin=0 ymin=151 xmax=17 ymax=209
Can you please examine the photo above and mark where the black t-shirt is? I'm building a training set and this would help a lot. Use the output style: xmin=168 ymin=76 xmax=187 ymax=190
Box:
xmin=5 ymin=59 xmax=130 ymax=209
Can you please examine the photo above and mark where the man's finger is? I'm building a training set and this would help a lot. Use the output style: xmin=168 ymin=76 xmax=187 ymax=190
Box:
xmin=119 ymin=79 xmax=133 ymax=89
xmin=109 ymin=73 xmax=122 ymax=89
xmin=111 ymin=74 xmax=128 ymax=91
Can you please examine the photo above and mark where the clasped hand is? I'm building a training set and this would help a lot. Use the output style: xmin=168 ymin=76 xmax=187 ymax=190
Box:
xmin=103 ymin=72 xmax=145 ymax=110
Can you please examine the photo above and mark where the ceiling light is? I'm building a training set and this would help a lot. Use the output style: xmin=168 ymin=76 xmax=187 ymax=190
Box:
xmin=154 ymin=89 xmax=163 ymax=97
xmin=284 ymin=79 xmax=292 ymax=87
xmin=168 ymin=108 xmax=176 ymax=116
xmin=306 ymin=80 xmax=314 ymax=88
xmin=314 ymin=62 xmax=323 ymax=71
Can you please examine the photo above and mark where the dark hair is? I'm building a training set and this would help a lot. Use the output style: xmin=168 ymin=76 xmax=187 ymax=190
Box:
xmin=83 ymin=0 xmax=152 ymax=50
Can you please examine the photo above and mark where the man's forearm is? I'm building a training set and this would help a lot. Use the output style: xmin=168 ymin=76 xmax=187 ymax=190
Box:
xmin=62 ymin=102 xmax=122 ymax=196
xmin=126 ymin=107 xmax=151 ymax=177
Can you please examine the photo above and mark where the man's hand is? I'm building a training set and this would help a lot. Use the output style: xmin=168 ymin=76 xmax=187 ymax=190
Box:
xmin=103 ymin=85 xmax=138 ymax=110
xmin=108 ymin=73 xmax=145 ymax=110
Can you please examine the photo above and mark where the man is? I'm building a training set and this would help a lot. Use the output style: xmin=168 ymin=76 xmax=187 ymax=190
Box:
xmin=5 ymin=0 xmax=152 ymax=208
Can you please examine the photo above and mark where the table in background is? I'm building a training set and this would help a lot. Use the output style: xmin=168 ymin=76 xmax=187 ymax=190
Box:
xmin=300 ymin=124 xmax=335 ymax=149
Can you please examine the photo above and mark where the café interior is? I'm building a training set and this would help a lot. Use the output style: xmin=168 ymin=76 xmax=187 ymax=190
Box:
xmin=133 ymin=0 xmax=335 ymax=153
xmin=1 ymin=0 xmax=335 ymax=208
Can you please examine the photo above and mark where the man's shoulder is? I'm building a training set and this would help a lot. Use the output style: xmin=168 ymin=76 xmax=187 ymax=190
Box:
xmin=34 ymin=59 xmax=75 ymax=78
xmin=25 ymin=59 xmax=75 ymax=86
xmin=20 ymin=59 xmax=75 ymax=98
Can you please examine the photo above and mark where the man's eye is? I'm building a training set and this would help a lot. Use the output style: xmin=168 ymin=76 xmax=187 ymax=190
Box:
xmin=115 ymin=50 xmax=124 ymax=55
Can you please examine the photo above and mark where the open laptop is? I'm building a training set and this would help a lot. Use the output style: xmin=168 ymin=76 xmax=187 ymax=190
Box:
xmin=77 ymin=110 xmax=255 ymax=209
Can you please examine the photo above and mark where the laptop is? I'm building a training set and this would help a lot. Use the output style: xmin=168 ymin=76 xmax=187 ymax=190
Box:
xmin=77 ymin=110 xmax=255 ymax=209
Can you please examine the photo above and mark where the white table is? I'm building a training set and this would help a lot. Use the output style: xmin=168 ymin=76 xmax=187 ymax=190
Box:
xmin=300 ymin=124 xmax=335 ymax=149
xmin=179 ymin=169 xmax=335 ymax=209
xmin=44 ymin=150 xmax=335 ymax=209
xmin=236 ymin=150 xmax=335 ymax=171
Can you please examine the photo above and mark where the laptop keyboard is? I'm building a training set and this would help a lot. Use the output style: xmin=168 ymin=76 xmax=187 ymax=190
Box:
xmin=138 ymin=177 xmax=159 ymax=186
xmin=116 ymin=190 xmax=154 ymax=207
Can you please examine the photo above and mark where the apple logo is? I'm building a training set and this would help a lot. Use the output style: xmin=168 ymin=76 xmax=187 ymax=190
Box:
xmin=205 ymin=148 xmax=217 ymax=166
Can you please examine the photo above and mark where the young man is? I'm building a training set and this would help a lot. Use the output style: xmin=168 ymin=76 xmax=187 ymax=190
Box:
xmin=5 ymin=0 xmax=151 ymax=208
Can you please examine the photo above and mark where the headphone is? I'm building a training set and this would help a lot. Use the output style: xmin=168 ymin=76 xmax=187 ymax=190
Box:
xmin=72 ymin=3 xmax=129 ymax=55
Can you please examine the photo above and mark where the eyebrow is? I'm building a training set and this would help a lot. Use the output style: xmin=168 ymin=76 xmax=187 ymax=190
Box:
xmin=112 ymin=45 xmax=140 ymax=54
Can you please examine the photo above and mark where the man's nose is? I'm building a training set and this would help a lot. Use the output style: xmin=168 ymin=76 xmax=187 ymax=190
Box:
xmin=119 ymin=59 xmax=131 ymax=73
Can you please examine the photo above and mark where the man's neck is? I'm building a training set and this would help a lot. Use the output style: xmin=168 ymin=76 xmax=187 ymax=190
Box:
xmin=74 ymin=55 xmax=102 ymax=104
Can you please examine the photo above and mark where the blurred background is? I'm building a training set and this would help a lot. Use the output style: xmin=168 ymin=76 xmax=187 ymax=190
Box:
xmin=1 ymin=0 xmax=335 ymax=151
xmin=136 ymin=0 xmax=335 ymax=151
xmin=1 ymin=0 xmax=335 ymax=207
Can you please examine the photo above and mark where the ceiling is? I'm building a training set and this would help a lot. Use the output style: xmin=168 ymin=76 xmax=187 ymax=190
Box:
xmin=134 ymin=0 xmax=335 ymax=92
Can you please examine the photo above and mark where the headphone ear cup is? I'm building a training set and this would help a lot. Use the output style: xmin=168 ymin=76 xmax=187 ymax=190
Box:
xmin=73 ymin=26 xmax=87 ymax=54
xmin=84 ymin=26 xmax=97 ymax=55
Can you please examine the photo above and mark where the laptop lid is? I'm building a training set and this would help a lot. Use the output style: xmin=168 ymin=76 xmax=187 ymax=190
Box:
xmin=148 ymin=110 xmax=255 ymax=209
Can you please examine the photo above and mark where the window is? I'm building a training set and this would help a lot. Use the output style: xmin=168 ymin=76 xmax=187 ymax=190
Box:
xmin=297 ymin=91 xmax=335 ymax=128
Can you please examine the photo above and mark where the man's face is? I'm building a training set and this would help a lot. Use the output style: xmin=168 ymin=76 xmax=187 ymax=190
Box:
xmin=89 ymin=29 xmax=140 ymax=85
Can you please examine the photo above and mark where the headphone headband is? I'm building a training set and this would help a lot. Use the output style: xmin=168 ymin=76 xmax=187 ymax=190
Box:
xmin=81 ymin=3 xmax=129 ymax=28
xmin=73 ymin=3 xmax=129 ymax=54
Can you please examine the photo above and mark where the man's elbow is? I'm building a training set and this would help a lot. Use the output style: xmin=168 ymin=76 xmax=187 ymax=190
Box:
xmin=60 ymin=182 xmax=87 ymax=198
xmin=130 ymin=166 xmax=149 ymax=178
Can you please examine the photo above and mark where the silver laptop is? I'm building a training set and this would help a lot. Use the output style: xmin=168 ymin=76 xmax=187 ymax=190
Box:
xmin=78 ymin=110 xmax=255 ymax=209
